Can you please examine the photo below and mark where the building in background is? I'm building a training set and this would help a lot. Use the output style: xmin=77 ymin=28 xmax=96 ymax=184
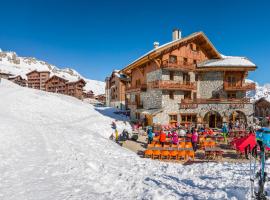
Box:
xmin=0 ymin=72 xmax=13 ymax=79
xmin=45 ymin=75 xmax=68 ymax=95
xmin=8 ymin=75 xmax=27 ymax=87
xmin=83 ymin=90 xmax=95 ymax=99
xmin=255 ymin=98 xmax=270 ymax=118
xmin=66 ymin=79 xmax=86 ymax=99
xmin=120 ymin=29 xmax=256 ymax=127
xmin=105 ymin=70 xmax=130 ymax=110
xmin=95 ymin=94 xmax=106 ymax=104
xmin=26 ymin=70 xmax=50 ymax=90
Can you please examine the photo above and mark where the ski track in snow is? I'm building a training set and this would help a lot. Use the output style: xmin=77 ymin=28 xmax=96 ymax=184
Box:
xmin=0 ymin=79 xmax=269 ymax=200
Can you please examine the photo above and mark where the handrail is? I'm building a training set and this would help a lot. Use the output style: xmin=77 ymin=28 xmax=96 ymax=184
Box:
xmin=181 ymin=98 xmax=251 ymax=104
xmin=161 ymin=59 xmax=196 ymax=71
xmin=148 ymin=80 xmax=196 ymax=90
xmin=223 ymin=82 xmax=256 ymax=91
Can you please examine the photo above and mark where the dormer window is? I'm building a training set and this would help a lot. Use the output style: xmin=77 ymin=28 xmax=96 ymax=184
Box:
xmin=169 ymin=55 xmax=177 ymax=63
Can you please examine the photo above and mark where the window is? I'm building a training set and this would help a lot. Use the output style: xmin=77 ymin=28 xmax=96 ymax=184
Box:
xmin=135 ymin=79 xmax=141 ymax=87
xmin=169 ymin=114 xmax=177 ymax=125
xmin=169 ymin=71 xmax=174 ymax=81
xmin=195 ymin=74 xmax=199 ymax=81
xmin=169 ymin=91 xmax=174 ymax=100
xmin=184 ymin=91 xmax=191 ymax=99
xmin=181 ymin=114 xmax=197 ymax=124
xmin=227 ymin=76 xmax=237 ymax=87
xmin=227 ymin=92 xmax=237 ymax=99
xmin=183 ymin=73 xmax=190 ymax=84
xmin=190 ymin=44 xmax=194 ymax=50
xmin=196 ymin=45 xmax=200 ymax=51
xmin=193 ymin=60 xmax=197 ymax=65
xmin=193 ymin=92 xmax=197 ymax=99
xmin=136 ymin=112 xmax=140 ymax=120
xmin=169 ymin=55 xmax=177 ymax=63
xmin=183 ymin=57 xmax=188 ymax=64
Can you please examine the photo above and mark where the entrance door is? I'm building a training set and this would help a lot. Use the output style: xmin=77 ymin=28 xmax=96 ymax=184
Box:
xmin=204 ymin=111 xmax=222 ymax=128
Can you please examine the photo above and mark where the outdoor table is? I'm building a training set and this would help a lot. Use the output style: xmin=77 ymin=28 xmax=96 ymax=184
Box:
xmin=204 ymin=147 xmax=224 ymax=160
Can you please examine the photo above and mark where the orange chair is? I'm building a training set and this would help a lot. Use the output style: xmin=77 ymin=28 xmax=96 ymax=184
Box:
xmin=178 ymin=150 xmax=186 ymax=160
xmin=160 ymin=150 xmax=170 ymax=159
xmin=152 ymin=150 xmax=161 ymax=159
xmin=186 ymin=150 xmax=195 ymax=160
xmin=178 ymin=137 xmax=184 ymax=142
xmin=155 ymin=144 xmax=161 ymax=148
xmin=144 ymin=150 xmax=153 ymax=158
xmin=185 ymin=143 xmax=192 ymax=148
xmin=154 ymin=136 xmax=160 ymax=141
xmin=171 ymin=144 xmax=178 ymax=148
xmin=186 ymin=142 xmax=192 ymax=146
xmin=170 ymin=150 xmax=178 ymax=160
xmin=208 ymin=141 xmax=216 ymax=148
xmin=203 ymin=141 xmax=209 ymax=149
xmin=163 ymin=144 xmax=170 ymax=148
xmin=147 ymin=143 xmax=155 ymax=148
xmin=179 ymin=142 xmax=185 ymax=148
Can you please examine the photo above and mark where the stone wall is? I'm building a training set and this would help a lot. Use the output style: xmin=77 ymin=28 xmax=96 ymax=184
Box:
xmin=162 ymin=70 xmax=183 ymax=81
xmin=198 ymin=72 xmax=226 ymax=99
xmin=141 ymin=90 xmax=162 ymax=109
xmin=146 ymin=69 xmax=162 ymax=82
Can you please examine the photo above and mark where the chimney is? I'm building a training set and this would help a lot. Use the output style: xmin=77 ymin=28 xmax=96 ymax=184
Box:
xmin=153 ymin=41 xmax=159 ymax=49
xmin=172 ymin=28 xmax=181 ymax=41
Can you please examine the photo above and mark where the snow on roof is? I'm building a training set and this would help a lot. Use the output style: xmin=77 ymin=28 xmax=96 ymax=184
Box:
xmin=198 ymin=56 xmax=256 ymax=68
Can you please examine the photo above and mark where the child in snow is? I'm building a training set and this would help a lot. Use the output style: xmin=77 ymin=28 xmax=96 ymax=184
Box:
xmin=147 ymin=127 xmax=153 ymax=144
xmin=191 ymin=129 xmax=199 ymax=152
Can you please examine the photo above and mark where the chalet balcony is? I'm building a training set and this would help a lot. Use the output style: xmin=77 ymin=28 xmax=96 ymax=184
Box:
xmin=223 ymin=82 xmax=256 ymax=91
xmin=180 ymin=98 xmax=251 ymax=109
xmin=161 ymin=59 xmax=195 ymax=71
xmin=148 ymin=80 xmax=196 ymax=91
xmin=126 ymin=84 xmax=147 ymax=93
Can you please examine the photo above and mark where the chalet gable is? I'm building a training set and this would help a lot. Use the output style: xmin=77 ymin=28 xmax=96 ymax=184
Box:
xmin=45 ymin=75 xmax=68 ymax=83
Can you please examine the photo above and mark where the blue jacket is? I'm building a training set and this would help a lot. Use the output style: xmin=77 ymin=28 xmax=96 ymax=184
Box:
xmin=147 ymin=129 xmax=153 ymax=139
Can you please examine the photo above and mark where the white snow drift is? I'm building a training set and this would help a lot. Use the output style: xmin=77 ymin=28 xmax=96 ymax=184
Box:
xmin=0 ymin=80 xmax=266 ymax=200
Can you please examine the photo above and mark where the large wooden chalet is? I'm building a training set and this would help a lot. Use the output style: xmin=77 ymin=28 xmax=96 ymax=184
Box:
xmin=120 ymin=29 xmax=257 ymax=128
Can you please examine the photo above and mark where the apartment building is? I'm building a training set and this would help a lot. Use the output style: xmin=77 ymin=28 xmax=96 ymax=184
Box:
xmin=45 ymin=75 xmax=68 ymax=94
xmin=8 ymin=75 xmax=27 ymax=87
xmin=120 ymin=29 xmax=256 ymax=128
xmin=105 ymin=70 xmax=129 ymax=110
xmin=66 ymin=79 xmax=86 ymax=99
xmin=26 ymin=70 xmax=50 ymax=90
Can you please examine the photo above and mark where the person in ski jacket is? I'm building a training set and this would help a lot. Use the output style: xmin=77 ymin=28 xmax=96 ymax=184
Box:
xmin=147 ymin=127 xmax=153 ymax=144
xmin=172 ymin=132 xmax=179 ymax=145
xmin=191 ymin=130 xmax=199 ymax=151
xmin=222 ymin=123 xmax=229 ymax=143
xmin=159 ymin=130 xmax=167 ymax=147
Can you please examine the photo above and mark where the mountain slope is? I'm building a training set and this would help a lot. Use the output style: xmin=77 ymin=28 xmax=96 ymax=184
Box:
xmin=0 ymin=79 xmax=263 ymax=200
xmin=246 ymin=79 xmax=270 ymax=102
xmin=0 ymin=50 xmax=105 ymax=95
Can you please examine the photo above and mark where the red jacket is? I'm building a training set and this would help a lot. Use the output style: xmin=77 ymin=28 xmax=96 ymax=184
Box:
xmin=159 ymin=132 xmax=167 ymax=142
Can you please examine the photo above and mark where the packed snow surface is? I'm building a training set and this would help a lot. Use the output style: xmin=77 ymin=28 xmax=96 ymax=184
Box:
xmin=0 ymin=50 xmax=105 ymax=94
xmin=0 ymin=80 xmax=269 ymax=200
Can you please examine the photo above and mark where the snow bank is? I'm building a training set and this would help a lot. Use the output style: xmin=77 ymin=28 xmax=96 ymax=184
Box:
xmin=0 ymin=80 xmax=264 ymax=200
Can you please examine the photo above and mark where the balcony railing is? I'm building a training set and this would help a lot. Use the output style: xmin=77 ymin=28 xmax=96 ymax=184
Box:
xmin=181 ymin=98 xmax=250 ymax=105
xmin=161 ymin=59 xmax=196 ymax=71
xmin=126 ymin=84 xmax=147 ymax=93
xmin=223 ymin=82 xmax=256 ymax=91
xmin=148 ymin=80 xmax=196 ymax=91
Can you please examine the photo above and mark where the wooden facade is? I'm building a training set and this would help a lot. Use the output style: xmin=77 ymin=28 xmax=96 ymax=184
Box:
xmin=0 ymin=72 xmax=13 ymax=79
xmin=120 ymin=30 xmax=257 ymax=127
xmin=26 ymin=70 xmax=50 ymax=90
xmin=66 ymin=79 xmax=86 ymax=99
xmin=255 ymin=98 xmax=270 ymax=118
xmin=8 ymin=75 xmax=27 ymax=87
xmin=45 ymin=75 xmax=68 ymax=94
xmin=84 ymin=90 xmax=95 ymax=99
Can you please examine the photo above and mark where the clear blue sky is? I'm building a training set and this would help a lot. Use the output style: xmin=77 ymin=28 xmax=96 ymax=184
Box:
xmin=0 ymin=0 xmax=269 ymax=84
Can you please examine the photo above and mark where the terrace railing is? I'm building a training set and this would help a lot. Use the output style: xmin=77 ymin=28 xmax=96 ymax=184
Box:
xmin=223 ymin=82 xmax=256 ymax=91
xmin=126 ymin=83 xmax=147 ymax=93
xmin=148 ymin=80 xmax=196 ymax=91
xmin=161 ymin=59 xmax=196 ymax=71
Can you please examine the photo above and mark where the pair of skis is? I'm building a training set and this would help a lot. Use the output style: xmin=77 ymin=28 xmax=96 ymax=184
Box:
xmin=249 ymin=142 xmax=268 ymax=200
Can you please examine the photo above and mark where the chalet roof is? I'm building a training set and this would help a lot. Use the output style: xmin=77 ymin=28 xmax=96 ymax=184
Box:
xmin=121 ymin=31 xmax=222 ymax=73
xmin=255 ymin=97 xmax=270 ymax=105
xmin=197 ymin=56 xmax=256 ymax=68
xmin=45 ymin=75 xmax=68 ymax=83
xmin=8 ymin=75 xmax=24 ymax=80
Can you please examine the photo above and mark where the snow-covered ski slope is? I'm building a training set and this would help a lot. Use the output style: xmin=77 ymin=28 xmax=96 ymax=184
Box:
xmin=0 ymin=80 xmax=266 ymax=200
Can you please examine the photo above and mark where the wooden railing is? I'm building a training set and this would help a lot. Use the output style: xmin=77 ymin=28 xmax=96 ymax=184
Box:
xmin=161 ymin=59 xmax=195 ymax=71
xmin=148 ymin=80 xmax=196 ymax=91
xmin=126 ymin=84 xmax=147 ymax=93
xmin=181 ymin=98 xmax=251 ymax=104
xmin=223 ymin=82 xmax=256 ymax=91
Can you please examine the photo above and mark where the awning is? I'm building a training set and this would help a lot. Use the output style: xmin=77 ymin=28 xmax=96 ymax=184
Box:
xmin=136 ymin=108 xmax=163 ymax=116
